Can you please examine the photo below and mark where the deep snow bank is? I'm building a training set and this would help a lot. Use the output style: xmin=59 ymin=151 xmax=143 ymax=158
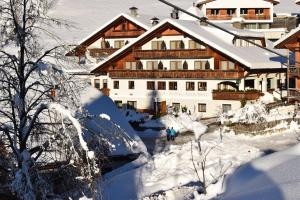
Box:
xmin=80 ymin=86 xmax=147 ymax=156
xmin=220 ymin=144 xmax=300 ymax=200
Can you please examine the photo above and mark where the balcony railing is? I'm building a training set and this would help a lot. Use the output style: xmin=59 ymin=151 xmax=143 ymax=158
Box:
xmin=132 ymin=49 xmax=212 ymax=59
xmin=243 ymin=15 xmax=270 ymax=20
xmin=206 ymin=15 xmax=236 ymax=20
xmin=88 ymin=48 xmax=119 ymax=57
xmin=288 ymin=66 xmax=300 ymax=77
xmin=109 ymin=70 xmax=244 ymax=79
xmin=212 ymin=90 xmax=262 ymax=100
xmin=105 ymin=30 xmax=145 ymax=38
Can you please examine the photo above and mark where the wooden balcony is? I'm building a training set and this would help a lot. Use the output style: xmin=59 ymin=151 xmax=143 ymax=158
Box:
xmin=132 ymin=49 xmax=213 ymax=59
xmin=88 ymin=48 xmax=118 ymax=57
xmin=212 ymin=90 xmax=262 ymax=100
xmin=288 ymin=66 xmax=300 ymax=77
xmin=207 ymin=15 xmax=235 ymax=20
xmin=109 ymin=70 xmax=244 ymax=79
xmin=104 ymin=30 xmax=145 ymax=38
xmin=243 ymin=15 xmax=270 ymax=20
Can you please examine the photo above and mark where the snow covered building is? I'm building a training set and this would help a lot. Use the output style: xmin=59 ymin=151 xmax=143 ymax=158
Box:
xmin=66 ymin=7 xmax=153 ymax=66
xmin=185 ymin=0 xmax=299 ymax=40
xmin=90 ymin=18 xmax=286 ymax=117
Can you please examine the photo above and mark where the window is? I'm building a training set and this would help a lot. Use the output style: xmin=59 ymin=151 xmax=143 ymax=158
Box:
xmin=128 ymin=81 xmax=135 ymax=89
xmin=198 ymin=103 xmax=206 ymax=112
xmin=170 ymin=40 xmax=184 ymax=49
xmin=227 ymin=9 xmax=235 ymax=16
xmin=114 ymin=100 xmax=122 ymax=108
xmin=186 ymin=82 xmax=195 ymax=91
xmin=255 ymin=8 xmax=264 ymax=15
xmin=170 ymin=61 xmax=182 ymax=70
xmin=169 ymin=82 xmax=177 ymax=90
xmin=158 ymin=81 xmax=166 ymax=90
xmin=211 ymin=9 xmax=219 ymax=16
xmin=172 ymin=103 xmax=180 ymax=112
xmin=220 ymin=61 xmax=235 ymax=70
xmin=127 ymin=101 xmax=137 ymax=110
xmin=188 ymin=40 xmax=205 ymax=49
xmin=113 ymin=81 xmax=119 ymax=89
xmin=94 ymin=79 xmax=100 ymax=89
xmin=198 ymin=82 xmax=207 ymax=91
xmin=245 ymin=79 xmax=254 ymax=89
xmin=245 ymin=23 xmax=257 ymax=29
xmin=152 ymin=41 xmax=165 ymax=50
xmin=114 ymin=40 xmax=125 ymax=48
xmin=146 ymin=61 xmax=158 ymax=70
xmin=125 ymin=62 xmax=137 ymax=70
xmin=147 ymin=81 xmax=155 ymax=90
xmin=103 ymin=79 xmax=108 ymax=88
xmin=222 ymin=104 xmax=232 ymax=113
xmin=240 ymin=8 xmax=248 ymax=15
xmin=194 ymin=61 xmax=210 ymax=70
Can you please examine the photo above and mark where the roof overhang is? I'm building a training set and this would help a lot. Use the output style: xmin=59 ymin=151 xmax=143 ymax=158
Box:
xmin=274 ymin=25 xmax=300 ymax=49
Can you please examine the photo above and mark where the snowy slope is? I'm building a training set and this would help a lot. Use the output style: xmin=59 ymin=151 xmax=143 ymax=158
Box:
xmin=220 ymin=144 xmax=300 ymax=200
xmin=47 ymin=0 xmax=193 ymax=45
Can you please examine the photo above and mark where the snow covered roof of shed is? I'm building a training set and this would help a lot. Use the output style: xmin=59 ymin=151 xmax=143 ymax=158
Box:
xmin=91 ymin=18 xmax=285 ymax=73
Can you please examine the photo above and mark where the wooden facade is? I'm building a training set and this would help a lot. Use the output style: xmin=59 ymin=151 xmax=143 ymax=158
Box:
xmin=109 ymin=70 xmax=245 ymax=79
xmin=92 ymin=22 xmax=248 ymax=77
xmin=206 ymin=8 xmax=270 ymax=21
xmin=66 ymin=15 xmax=146 ymax=57
xmin=212 ymin=90 xmax=263 ymax=100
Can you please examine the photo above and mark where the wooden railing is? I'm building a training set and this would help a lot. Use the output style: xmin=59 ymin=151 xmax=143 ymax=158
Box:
xmin=206 ymin=15 xmax=235 ymax=20
xmin=105 ymin=30 xmax=145 ymax=38
xmin=109 ymin=70 xmax=244 ymax=79
xmin=243 ymin=15 xmax=270 ymax=20
xmin=132 ymin=49 xmax=212 ymax=59
xmin=88 ymin=48 xmax=119 ymax=57
xmin=212 ymin=90 xmax=262 ymax=100
xmin=288 ymin=89 xmax=300 ymax=98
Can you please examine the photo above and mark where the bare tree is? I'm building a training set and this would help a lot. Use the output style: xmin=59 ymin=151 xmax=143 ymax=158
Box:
xmin=0 ymin=0 xmax=100 ymax=199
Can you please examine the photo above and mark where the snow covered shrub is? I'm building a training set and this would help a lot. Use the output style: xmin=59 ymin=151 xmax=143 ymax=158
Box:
xmin=230 ymin=101 xmax=268 ymax=124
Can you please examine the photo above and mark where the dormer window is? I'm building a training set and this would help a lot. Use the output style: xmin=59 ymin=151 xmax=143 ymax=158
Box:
xmin=211 ymin=9 xmax=219 ymax=16
xmin=255 ymin=8 xmax=264 ymax=15
xmin=227 ymin=9 xmax=235 ymax=16
xmin=240 ymin=8 xmax=248 ymax=15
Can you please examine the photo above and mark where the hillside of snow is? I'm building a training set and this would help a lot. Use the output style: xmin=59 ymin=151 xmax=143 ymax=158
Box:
xmin=47 ymin=0 xmax=193 ymax=45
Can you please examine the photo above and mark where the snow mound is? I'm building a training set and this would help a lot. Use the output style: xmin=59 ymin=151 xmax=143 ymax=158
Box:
xmin=80 ymin=86 xmax=147 ymax=156
xmin=220 ymin=144 xmax=300 ymax=200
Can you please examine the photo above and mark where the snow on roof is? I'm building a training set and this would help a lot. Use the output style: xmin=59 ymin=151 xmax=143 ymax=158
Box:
xmin=91 ymin=18 xmax=285 ymax=72
xmin=274 ymin=0 xmax=300 ymax=15
xmin=274 ymin=25 xmax=300 ymax=48
xmin=216 ymin=23 xmax=265 ymax=38
xmin=76 ymin=13 xmax=150 ymax=46
xmin=221 ymin=143 xmax=300 ymax=200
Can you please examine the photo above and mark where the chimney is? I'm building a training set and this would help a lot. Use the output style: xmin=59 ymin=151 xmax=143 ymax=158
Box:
xmin=150 ymin=17 xmax=159 ymax=26
xmin=170 ymin=8 xmax=179 ymax=19
xmin=129 ymin=7 xmax=138 ymax=17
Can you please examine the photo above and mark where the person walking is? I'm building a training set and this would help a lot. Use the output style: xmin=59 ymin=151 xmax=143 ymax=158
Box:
xmin=166 ymin=127 xmax=171 ymax=141
xmin=170 ymin=127 xmax=176 ymax=141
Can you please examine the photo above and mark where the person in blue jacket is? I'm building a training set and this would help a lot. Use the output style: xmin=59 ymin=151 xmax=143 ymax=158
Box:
xmin=170 ymin=127 xmax=176 ymax=141
xmin=166 ymin=127 xmax=171 ymax=141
